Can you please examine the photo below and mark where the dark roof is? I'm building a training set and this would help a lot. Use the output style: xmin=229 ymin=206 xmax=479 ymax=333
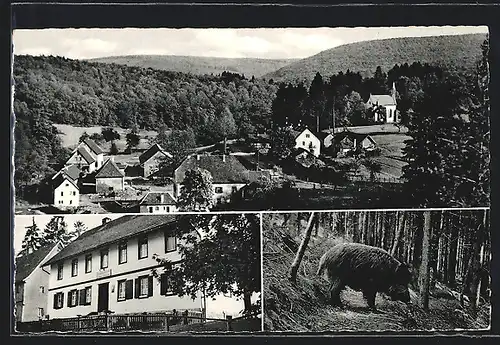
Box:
xmin=140 ymin=191 xmax=176 ymax=205
xmin=95 ymin=159 xmax=125 ymax=178
xmin=52 ymin=174 xmax=79 ymax=190
xmin=334 ymin=132 xmax=376 ymax=145
xmin=316 ymin=132 xmax=334 ymax=141
xmin=174 ymin=155 xmax=251 ymax=184
xmin=367 ymin=94 xmax=396 ymax=107
xmin=55 ymin=164 xmax=81 ymax=181
xmin=77 ymin=146 xmax=96 ymax=164
xmin=15 ymin=243 xmax=59 ymax=283
xmin=83 ymin=138 xmax=104 ymax=155
xmin=139 ymin=144 xmax=172 ymax=164
xmin=44 ymin=215 xmax=176 ymax=265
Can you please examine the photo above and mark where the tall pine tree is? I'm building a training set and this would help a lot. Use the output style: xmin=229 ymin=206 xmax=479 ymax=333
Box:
xmin=21 ymin=217 xmax=44 ymax=254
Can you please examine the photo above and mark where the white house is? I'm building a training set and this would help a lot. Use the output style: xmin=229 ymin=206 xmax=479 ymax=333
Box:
xmin=139 ymin=192 xmax=177 ymax=214
xmin=139 ymin=144 xmax=173 ymax=178
xmin=366 ymin=83 xmax=398 ymax=123
xmin=52 ymin=175 xmax=79 ymax=207
xmin=173 ymin=154 xmax=268 ymax=206
xmin=15 ymin=242 xmax=64 ymax=323
xmin=65 ymin=139 xmax=105 ymax=173
xmin=43 ymin=215 xmax=203 ymax=319
xmin=292 ymin=128 xmax=321 ymax=157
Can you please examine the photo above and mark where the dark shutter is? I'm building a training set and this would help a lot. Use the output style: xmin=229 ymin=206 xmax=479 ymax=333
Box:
xmin=148 ymin=276 xmax=153 ymax=297
xmin=53 ymin=294 xmax=58 ymax=309
xmin=67 ymin=291 xmax=72 ymax=307
xmin=79 ymin=289 xmax=86 ymax=305
xmin=160 ymin=274 xmax=168 ymax=296
xmin=60 ymin=292 xmax=64 ymax=308
xmin=134 ymin=278 xmax=140 ymax=298
xmin=125 ymin=280 xmax=133 ymax=300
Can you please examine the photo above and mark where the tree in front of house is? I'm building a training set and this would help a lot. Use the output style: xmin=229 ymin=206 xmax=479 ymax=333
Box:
xmin=125 ymin=127 xmax=140 ymax=153
xmin=21 ymin=217 xmax=44 ymax=253
xmin=110 ymin=141 xmax=119 ymax=155
xmin=156 ymin=127 xmax=197 ymax=174
xmin=152 ymin=213 xmax=261 ymax=314
xmin=270 ymin=126 xmax=295 ymax=160
xmin=177 ymin=168 xmax=215 ymax=211
xmin=42 ymin=216 xmax=72 ymax=245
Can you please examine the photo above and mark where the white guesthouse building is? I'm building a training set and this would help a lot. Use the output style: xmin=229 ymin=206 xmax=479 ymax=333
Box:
xmin=43 ymin=216 xmax=203 ymax=319
xmin=293 ymin=128 xmax=321 ymax=157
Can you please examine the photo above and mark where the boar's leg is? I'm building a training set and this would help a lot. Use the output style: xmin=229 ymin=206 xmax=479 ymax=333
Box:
xmin=362 ymin=289 xmax=377 ymax=311
xmin=329 ymin=278 xmax=344 ymax=308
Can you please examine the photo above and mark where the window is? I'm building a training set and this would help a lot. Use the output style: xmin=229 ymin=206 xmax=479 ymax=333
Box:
xmin=39 ymin=286 xmax=45 ymax=294
xmin=305 ymin=133 xmax=310 ymax=138
xmin=85 ymin=286 xmax=91 ymax=304
xmin=215 ymin=186 xmax=223 ymax=194
xmin=57 ymin=263 xmax=63 ymax=280
xmin=134 ymin=276 xmax=153 ymax=299
xmin=69 ymin=200 xmax=73 ymax=205
xmin=72 ymin=191 xmax=77 ymax=196
xmin=85 ymin=254 xmax=92 ymax=273
xmin=71 ymin=259 xmax=78 ymax=277
xmin=59 ymin=200 xmax=63 ymax=204
xmin=117 ymin=280 xmax=133 ymax=301
xmin=78 ymin=286 xmax=92 ymax=306
xmin=160 ymin=274 xmax=173 ymax=296
xmin=302 ymin=141 xmax=305 ymax=146
xmin=38 ymin=308 xmax=44 ymax=318
xmin=118 ymin=241 xmax=127 ymax=264
xmin=100 ymin=249 xmax=109 ymax=269
xmin=60 ymin=192 xmax=64 ymax=196
xmin=53 ymin=292 xmax=64 ymax=309
xmin=165 ymin=233 xmax=177 ymax=253
xmin=231 ymin=186 xmax=238 ymax=193
xmin=68 ymin=289 xmax=78 ymax=307
xmin=117 ymin=280 xmax=127 ymax=301
xmin=139 ymin=276 xmax=149 ymax=297
xmin=148 ymin=207 xmax=153 ymax=213
xmin=65 ymin=183 xmax=69 ymax=187
xmin=138 ymin=236 xmax=148 ymax=259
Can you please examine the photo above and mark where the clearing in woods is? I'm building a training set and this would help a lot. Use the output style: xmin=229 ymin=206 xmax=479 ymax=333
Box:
xmin=262 ymin=214 xmax=491 ymax=332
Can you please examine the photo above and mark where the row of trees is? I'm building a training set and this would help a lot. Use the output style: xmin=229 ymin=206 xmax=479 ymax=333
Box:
xmin=286 ymin=209 xmax=490 ymax=316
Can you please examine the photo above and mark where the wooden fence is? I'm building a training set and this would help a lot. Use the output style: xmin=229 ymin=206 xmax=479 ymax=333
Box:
xmin=16 ymin=311 xmax=261 ymax=333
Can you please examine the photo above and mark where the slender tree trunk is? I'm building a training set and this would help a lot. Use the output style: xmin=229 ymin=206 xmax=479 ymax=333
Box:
xmin=447 ymin=213 xmax=459 ymax=287
xmin=470 ymin=210 xmax=487 ymax=317
xmin=419 ymin=211 xmax=432 ymax=311
xmin=289 ymin=212 xmax=317 ymax=283
xmin=243 ymin=290 xmax=252 ymax=313
xmin=224 ymin=136 xmax=228 ymax=155
xmin=413 ymin=216 xmax=424 ymax=276
xmin=391 ymin=211 xmax=406 ymax=257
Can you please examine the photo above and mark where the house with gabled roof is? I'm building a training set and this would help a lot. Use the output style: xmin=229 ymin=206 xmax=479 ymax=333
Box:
xmin=95 ymin=158 xmax=125 ymax=194
xmin=42 ymin=216 xmax=203 ymax=319
xmin=52 ymin=174 xmax=79 ymax=207
xmin=139 ymin=191 xmax=177 ymax=214
xmin=334 ymin=131 xmax=378 ymax=156
xmin=173 ymin=154 xmax=268 ymax=205
xmin=291 ymin=128 xmax=321 ymax=158
xmin=139 ymin=144 xmax=173 ymax=178
xmin=65 ymin=139 xmax=105 ymax=173
xmin=366 ymin=82 xmax=398 ymax=123
xmin=15 ymin=242 xmax=64 ymax=322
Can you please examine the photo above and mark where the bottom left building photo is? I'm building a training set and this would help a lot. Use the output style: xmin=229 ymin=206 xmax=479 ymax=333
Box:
xmin=13 ymin=213 xmax=262 ymax=333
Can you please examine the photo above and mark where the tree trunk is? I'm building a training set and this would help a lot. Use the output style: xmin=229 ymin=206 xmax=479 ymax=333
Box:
xmin=224 ymin=136 xmax=228 ymax=155
xmin=289 ymin=213 xmax=317 ymax=283
xmin=419 ymin=211 xmax=432 ymax=311
xmin=469 ymin=210 xmax=487 ymax=317
xmin=447 ymin=213 xmax=459 ymax=287
xmin=314 ymin=213 xmax=320 ymax=237
xmin=430 ymin=211 xmax=444 ymax=289
xmin=243 ymin=290 xmax=252 ymax=313
xmin=412 ymin=215 xmax=424 ymax=276
xmin=391 ymin=211 xmax=406 ymax=257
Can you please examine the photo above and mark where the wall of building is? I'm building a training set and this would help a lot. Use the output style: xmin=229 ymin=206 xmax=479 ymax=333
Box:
xmin=213 ymin=183 xmax=246 ymax=204
xmin=139 ymin=205 xmax=177 ymax=214
xmin=47 ymin=228 xmax=200 ymax=319
xmin=66 ymin=152 xmax=96 ymax=173
xmin=15 ymin=283 xmax=25 ymax=322
xmin=54 ymin=182 xmax=79 ymax=207
xmin=143 ymin=152 xmax=166 ymax=177
xmin=295 ymin=130 xmax=321 ymax=157
xmin=96 ymin=177 xmax=124 ymax=194
xmin=21 ymin=266 xmax=51 ymax=322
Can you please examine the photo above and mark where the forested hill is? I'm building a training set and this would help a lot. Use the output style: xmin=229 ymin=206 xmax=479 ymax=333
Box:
xmin=13 ymin=54 xmax=278 ymax=142
xmin=264 ymin=33 xmax=487 ymax=84
xmin=89 ymin=55 xmax=297 ymax=78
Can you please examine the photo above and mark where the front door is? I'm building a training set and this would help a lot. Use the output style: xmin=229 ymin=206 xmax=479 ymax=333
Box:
xmin=97 ymin=282 xmax=109 ymax=312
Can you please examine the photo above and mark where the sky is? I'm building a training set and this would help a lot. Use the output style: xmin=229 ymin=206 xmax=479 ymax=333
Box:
xmin=13 ymin=214 xmax=121 ymax=255
xmin=12 ymin=26 xmax=488 ymax=60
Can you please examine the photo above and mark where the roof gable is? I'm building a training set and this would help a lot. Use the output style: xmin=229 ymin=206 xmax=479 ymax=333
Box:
xmin=53 ymin=174 xmax=79 ymax=190
xmin=293 ymin=128 xmax=319 ymax=141
xmin=15 ymin=243 xmax=60 ymax=283
xmin=95 ymin=159 xmax=125 ymax=178
xmin=76 ymin=146 xmax=96 ymax=164
xmin=174 ymin=155 xmax=250 ymax=184
xmin=44 ymin=215 xmax=176 ymax=266
xmin=83 ymin=138 xmax=104 ymax=155
xmin=53 ymin=164 xmax=81 ymax=182
xmin=368 ymin=94 xmax=396 ymax=107
xmin=139 ymin=144 xmax=172 ymax=164
xmin=140 ymin=191 xmax=176 ymax=205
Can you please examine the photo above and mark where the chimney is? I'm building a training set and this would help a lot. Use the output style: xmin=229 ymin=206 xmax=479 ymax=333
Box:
xmin=102 ymin=217 xmax=111 ymax=225
xmin=222 ymin=155 xmax=226 ymax=163
xmin=160 ymin=194 xmax=165 ymax=203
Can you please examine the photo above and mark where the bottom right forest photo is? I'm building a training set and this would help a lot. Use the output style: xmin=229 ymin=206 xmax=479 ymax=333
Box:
xmin=263 ymin=209 xmax=491 ymax=332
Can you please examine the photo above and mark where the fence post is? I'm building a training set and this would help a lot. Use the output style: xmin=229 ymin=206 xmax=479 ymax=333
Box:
xmin=226 ymin=315 xmax=233 ymax=331
xmin=165 ymin=315 xmax=170 ymax=332
xmin=106 ymin=314 xmax=111 ymax=332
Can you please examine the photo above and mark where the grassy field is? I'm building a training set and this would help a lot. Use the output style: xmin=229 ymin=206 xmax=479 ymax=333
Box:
xmin=263 ymin=214 xmax=491 ymax=332
xmin=54 ymin=124 xmax=159 ymax=152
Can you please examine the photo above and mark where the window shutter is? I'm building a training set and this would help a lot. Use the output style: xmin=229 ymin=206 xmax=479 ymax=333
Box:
xmin=125 ymin=280 xmax=133 ymax=300
xmin=148 ymin=276 xmax=153 ymax=297
xmin=134 ymin=278 xmax=140 ymax=299
xmin=160 ymin=274 xmax=167 ymax=296
xmin=67 ymin=291 xmax=72 ymax=307
xmin=79 ymin=289 xmax=86 ymax=305
xmin=53 ymin=294 xmax=58 ymax=309
xmin=60 ymin=292 xmax=64 ymax=308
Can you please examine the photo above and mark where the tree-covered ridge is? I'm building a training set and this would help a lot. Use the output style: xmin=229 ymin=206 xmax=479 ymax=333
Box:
xmin=89 ymin=55 xmax=297 ymax=78
xmin=265 ymin=33 xmax=487 ymax=84
xmin=13 ymin=55 xmax=278 ymax=142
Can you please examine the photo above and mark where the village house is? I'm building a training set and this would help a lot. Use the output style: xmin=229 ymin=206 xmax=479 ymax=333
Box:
xmin=292 ymin=128 xmax=321 ymax=157
xmin=65 ymin=139 xmax=105 ymax=174
xmin=42 ymin=216 xmax=203 ymax=319
xmin=139 ymin=144 xmax=173 ymax=178
xmin=366 ymin=83 xmax=398 ymax=123
xmin=95 ymin=158 xmax=125 ymax=194
xmin=139 ymin=192 xmax=177 ymax=214
xmin=15 ymin=242 xmax=64 ymax=323
xmin=173 ymin=154 xmax=266 ymax=205
xmin=52 ymin=174 xmax=79 ymax=207
xmin=334 ymin=132 xmax=378 ymax=156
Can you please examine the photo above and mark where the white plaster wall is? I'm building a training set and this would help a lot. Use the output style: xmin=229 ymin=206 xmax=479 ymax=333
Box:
xmin=54 ymin=182 xmax=79 ymax=207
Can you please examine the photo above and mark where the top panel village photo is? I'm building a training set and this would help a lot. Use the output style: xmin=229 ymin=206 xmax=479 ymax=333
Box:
xmin=12 ymin=26 xmax=490 ymax=215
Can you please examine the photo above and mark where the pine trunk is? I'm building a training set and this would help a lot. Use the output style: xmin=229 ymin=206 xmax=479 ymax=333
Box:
xmin=469 ymin=210 xmax=487 ymax=317
xmin=447 ymin=213 xmax=459 ymax=287
xmin=289 ymin=213 xmax=317 ymax=283
xmin=419 ymin=211 xmax=432 ymax=310
xmin=391 ymin=211 xmax=406 ymax=257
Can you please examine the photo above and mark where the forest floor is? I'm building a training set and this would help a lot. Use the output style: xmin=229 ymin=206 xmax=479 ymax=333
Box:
xmin=263 ymin=216 xmax=491 ymax=332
